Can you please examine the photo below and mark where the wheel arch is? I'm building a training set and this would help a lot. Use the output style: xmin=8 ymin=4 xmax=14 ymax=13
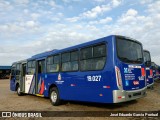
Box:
xmin=48 ymin=84 xmax=58 ymax=97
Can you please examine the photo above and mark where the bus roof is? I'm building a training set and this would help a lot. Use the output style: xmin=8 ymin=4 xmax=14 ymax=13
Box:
xmin=12 ymin=59 xmax=27 ymax=65
xmin=26 ymin=35 xmax=142 ymax=61
xmin=143 ymin=49 xmax=150 ymax=53
xmin=28 ymin=35 xmax=114 ymax=60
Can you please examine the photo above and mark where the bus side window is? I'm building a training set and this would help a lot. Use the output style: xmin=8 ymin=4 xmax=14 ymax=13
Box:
xmin=47 ymin=55 xmax=60 ymax=73
xmin=93 ymin=44 xmax=106 ymax=70
xmin=27 ymin=61 xmax=35 ymax=75
xmin=80 ymin=47 xmax=92 ymax=71
xmin=62 ymin=52 xmax=71 ymax=72
xmin=80 ymin=43 xmax=106 ymax=71
xmin=16 ymin=64 xmax=21 ymax=76
xmin=61 ymin=50 xmax=79 ymax=72
xmin=38 ymin=60 xmax=45 ymax=74
xmin=11 ymin=64 xmax=16 ymax=79
xmin=71 ymin=51 xmax=78 ymax=71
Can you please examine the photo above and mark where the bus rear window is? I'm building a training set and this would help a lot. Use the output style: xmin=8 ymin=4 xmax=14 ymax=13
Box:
xmin=116 ymin=38 xmax=143 ymax=64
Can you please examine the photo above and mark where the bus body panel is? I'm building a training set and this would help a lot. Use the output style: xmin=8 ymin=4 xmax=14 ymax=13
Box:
xmin=114 ymin=37 xmax=146 ymax=91
xmin=10 ymin=77 xmax=16 ymax=91
xmin=120 ymin=63 xmax=146 ymax=90
xmin=143 ymin=50 xmax=154 ymax=87
xmin=25 ymin=74 xmax=35 ymax=94
xmin=10 ymin=63 xmax=17 ymax=91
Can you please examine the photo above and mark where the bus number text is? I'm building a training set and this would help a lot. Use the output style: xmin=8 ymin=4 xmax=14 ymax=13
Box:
xmin=87 ymin=75 xmax=101 ymax=81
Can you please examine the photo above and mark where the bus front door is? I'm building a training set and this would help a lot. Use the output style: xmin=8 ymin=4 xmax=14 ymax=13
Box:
xmin=20 ymin=63 xmax=26 ymax=93
xmin=36 ymin=60 xmax=45 ymax=96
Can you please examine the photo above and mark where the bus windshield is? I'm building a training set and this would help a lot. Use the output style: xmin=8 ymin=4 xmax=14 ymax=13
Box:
xmin=116 ymin=38 xmax=143 ymax=64
xmin=144 ymin=51 xmax=151 ymax=62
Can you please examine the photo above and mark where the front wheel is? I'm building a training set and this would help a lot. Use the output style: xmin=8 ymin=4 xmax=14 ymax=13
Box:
xmin=17 ymin=85 xmax=23 ymax=96
xmin=50 ymin=87 xmax=61 ymax=106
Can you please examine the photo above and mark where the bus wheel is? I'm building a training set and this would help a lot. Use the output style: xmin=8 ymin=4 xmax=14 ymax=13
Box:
xmin=50 ymin=87 xmax=61 ymax=106
xmin=17 ymin=85 xmax=23 ymax=96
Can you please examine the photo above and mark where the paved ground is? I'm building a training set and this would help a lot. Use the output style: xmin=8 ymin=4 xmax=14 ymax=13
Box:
xmin=0 ymin=79 xmax=160 ymax=120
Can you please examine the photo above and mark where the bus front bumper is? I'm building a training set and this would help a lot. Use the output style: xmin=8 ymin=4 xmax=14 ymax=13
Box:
xmin=113 ymin=87 xmax=147 ymax=103
xmin=147 ymin=82 xmax=154 ymax=89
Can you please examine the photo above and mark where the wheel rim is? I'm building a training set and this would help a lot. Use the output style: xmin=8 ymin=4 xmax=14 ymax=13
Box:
xmin=17 ymin=87 xmax=20 ymax=94
xmin=51 ymin=91 xmax=57 ymax=103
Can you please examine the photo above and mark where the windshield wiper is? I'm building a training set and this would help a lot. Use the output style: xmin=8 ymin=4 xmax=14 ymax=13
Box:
xmin=119 ymin=57 xmax=143 ymax=63
xmin=136 ymin=58 xmax=143 ymax=61
xmin=119 ymin=57 xmax=133 ymax=62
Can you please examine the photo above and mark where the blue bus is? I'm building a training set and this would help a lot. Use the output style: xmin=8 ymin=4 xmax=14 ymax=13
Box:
xmin=155 ymin=64 xmax=160 ymax=80
xmin=151 ymin=62 xmax=156 ymax=80
xmin=143 ymin=50 xmax=154 ymax=88
xmin=10 ymin=60 xmax=27 ymax=95
xmin=151 ymin=62 xmax=159 ymax=81
xmin=10 ymin=35 xmax=147 ymax=106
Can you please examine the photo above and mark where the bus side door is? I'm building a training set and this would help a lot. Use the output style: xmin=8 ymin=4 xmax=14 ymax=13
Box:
xmin=36 ymin=59 xmax=46 ymax=95
xmin=20 ymin=63 xmax=26 ymax=93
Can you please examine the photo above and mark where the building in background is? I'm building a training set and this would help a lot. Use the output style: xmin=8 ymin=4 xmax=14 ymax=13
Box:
xmin=0 ymin=66 xmax=11 ymax=79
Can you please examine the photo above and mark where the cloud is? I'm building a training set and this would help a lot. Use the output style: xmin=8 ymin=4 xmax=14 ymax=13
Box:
xmin=94 ymin=0 xmax=106 ymax=2
xmin=14 ymin=0 xmax=29 ymax=4
xmin=25 ymin=21 xmax=37 ymax=27
xmin=81 ymin=5 xmax=110 ymax=18
xmin=126 ymin=8 xmax=138 ymax=16
xmin=118 ymin=9 xmax=138 ymax=23
xmin=62 ymin=0 xmax=81 ymax=3
xmin=66 ymin=0 xmax=122 ymax=21
xmin=66 ymin=17 xmax=80 ymax=22
xmin=140 ymin=0 xmax=153 ymax=4
xmin=147 ymin=1 xmax=160 ymax=13
xmin=0 ymin=0 xmax=13 ymax=11
xmin=89 ymin=17 xmax=112 ymax=24
xmin=112 ymin=0 xmax=122 ymax=7
xmin=30 ymin=13 xmax=40 ymax=20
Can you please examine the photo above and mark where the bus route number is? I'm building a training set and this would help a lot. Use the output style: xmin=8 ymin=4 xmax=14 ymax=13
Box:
xmin=87 ymin=75 xmax=101 ymax=81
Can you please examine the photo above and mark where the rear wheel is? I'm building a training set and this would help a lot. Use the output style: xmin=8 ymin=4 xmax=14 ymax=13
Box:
xmin=17 ymin=85 xmax=23 ymax=96
xmin=50 ymin=87 xmax=61 ymax=106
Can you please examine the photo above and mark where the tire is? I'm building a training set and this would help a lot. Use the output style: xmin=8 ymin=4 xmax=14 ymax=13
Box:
xmin=17 ymin=85 xmax=23 ymax=96
xmin=50 ymin=87 xmax=61 ymax=106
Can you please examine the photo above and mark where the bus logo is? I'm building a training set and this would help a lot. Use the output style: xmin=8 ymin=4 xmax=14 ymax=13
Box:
xmin=124 ymin=68 xmax=133 ymax=73
xmin=125 ymin=81 xmax=129 ymax=86
xmin=58 ymin=74 xmax=61 ymax=80
xmin=133 ymin=81 xmax=139 ymax=85
xmin=124 ymin=68 xmax=128 ymax=73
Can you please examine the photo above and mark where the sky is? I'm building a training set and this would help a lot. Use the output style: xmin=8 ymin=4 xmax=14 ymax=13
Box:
xmin=0 ymin=0 xmax=160 ymax=65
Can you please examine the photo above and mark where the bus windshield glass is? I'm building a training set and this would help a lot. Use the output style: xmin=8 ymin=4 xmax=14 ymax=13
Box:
xmin=144 ymin=51 xmax=151 ymax=62
xmin=116 ymin=38 xmax=143 ymax=64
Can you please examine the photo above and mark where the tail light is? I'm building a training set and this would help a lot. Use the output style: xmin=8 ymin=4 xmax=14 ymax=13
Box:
xmin=115 ymin=66 xmax=123 ymax=90
xmin=150 ymin=69 xmax=153 ymax=77
xmin=141 ymin=68 xmax=145 ymax=76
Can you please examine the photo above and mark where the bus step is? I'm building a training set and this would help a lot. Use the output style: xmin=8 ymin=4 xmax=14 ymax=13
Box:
xmin=36 ymin=94 xmax=44 ymax=97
